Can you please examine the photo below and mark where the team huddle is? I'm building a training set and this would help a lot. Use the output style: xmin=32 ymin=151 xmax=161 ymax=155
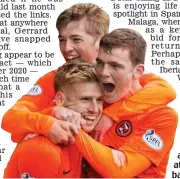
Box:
xmin=2 ymin=3 xmax=178 ymax=178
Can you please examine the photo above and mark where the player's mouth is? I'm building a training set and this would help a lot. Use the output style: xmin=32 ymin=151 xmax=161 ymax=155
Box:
xmin=67 ymin=56 xmax=80 ymax=61
xmin=82 ymin=115 xmax=97 ymax=122
xmin=102 ymin=82 xmax=115 ymax=93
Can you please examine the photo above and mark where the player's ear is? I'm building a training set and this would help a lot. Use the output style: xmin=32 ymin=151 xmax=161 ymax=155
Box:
xmin=133 ymin=64 xmax=144 ymax=80
xmin=55 ymin=91 xmax=66 ymax=105
xmin=94 ymin=36 xmax=102 ymax=52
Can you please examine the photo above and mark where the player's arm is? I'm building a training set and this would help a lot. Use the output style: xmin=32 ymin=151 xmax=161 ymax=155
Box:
xmin=1 ymin=71 xmax=57 ymax=142
xmin=76 ymin=107 xmax=178 ymax=178
xmin=75 ymin=130 xmax=151 ymax=178
xmin=103 ymin=73 xmax=176 ymax=121
xmin=93 ymin=73 xmax=176 ymax=142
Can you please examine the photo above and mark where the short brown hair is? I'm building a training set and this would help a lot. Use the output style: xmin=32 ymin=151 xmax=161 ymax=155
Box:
xmin=56 ymin=3 xmax=109 ymax=39
xmin=100 ymin=28 xmax=147 ymax=66
xmin=54 ymin=61 xmax=99 ymax=93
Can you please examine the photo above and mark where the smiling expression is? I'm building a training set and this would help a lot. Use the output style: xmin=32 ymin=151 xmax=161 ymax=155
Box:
xmin=58 ymin=18 xmax=99 ymax=63
xmin=56 ymin=81 xmax=103 ymax=133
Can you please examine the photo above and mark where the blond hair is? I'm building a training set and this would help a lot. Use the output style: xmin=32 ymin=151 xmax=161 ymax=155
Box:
xmin=54 ymin=61 xmax=99 ymax=93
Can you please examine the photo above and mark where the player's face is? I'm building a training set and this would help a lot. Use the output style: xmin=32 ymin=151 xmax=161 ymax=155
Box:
xmin=62 ymin=82 xmax=103 ymax=133
xmin=96 ymin=47 xmax=137 ymax=104
xmin=58 ymin=18 xmax=99 ymax=63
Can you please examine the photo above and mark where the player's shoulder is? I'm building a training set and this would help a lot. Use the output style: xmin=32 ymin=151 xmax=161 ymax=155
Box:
xmin=41 ymin=69 xmax=58 ymax=78
xmin=146 ymin=105 xmax=178 ymax=125
xmin=148 ymin=105 xmax=177 ymax=116
xmin=36 ymin=68 xmax=59 ymax=83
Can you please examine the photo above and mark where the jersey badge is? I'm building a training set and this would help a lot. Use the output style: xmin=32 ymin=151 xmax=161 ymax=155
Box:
xmin=27 ymin=85 xmax=42 ymax=95
xmin=142 ymin=129 xmax=163 ymax=150
xmin=115 ymin=120 xmax=132 ymax=137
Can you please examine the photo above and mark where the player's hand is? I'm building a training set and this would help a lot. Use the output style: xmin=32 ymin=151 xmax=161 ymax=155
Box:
xmin=48 ymin=120 xmax=80 ymax=145
xmin=92 ymin=114 xmax=114 ymax=143
xmin=52 ymin=106 xmax=86 ymax=127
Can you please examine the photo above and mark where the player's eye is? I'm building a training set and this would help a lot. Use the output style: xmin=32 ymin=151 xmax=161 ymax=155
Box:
xmin=81 ymin=97 xmax=90 ymax=102
xmin=96 ymin=59 xmax=104 ymax=67
xmin=73 ymin=38 xmax=82 ymax=43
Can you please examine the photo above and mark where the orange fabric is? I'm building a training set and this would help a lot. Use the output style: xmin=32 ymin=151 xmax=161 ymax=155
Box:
xmin=1 ymin=72 xmax=176 ymax=143
xmin=2 ymin=70 xmax=57 ymax=142
xmin=76 ymin=132 xmax=151 ymax=178
xmin=103 ymin=73 xmax=176 ymax=121
xmin=3 ymin=72 xmax=177 ymax=178
xmin=4 ymin=136 xmax=82 ymax=178
xmin=75 ymin=105 xmax=178 ymax=178
xmin=4 ymin=106 xmax=177 ymax=178
xmin=2 ymin=105 xmax=56 ymax=142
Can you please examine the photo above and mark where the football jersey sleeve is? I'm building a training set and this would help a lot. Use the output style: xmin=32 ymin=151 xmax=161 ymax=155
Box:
xmin=124 ymin=106 xmax=178 ymax=166
xmin=1 ymin=70 xmax=57 ymax=142
xmin=103 ymin=73 xmax=176 ymax=121
xmin=75 ymin=130 xmax=151 ymax=178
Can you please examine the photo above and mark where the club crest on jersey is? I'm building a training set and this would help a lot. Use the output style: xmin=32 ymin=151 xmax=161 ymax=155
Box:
xmin=27 ymin=85 xmax=42 ymax=95
xmin=142 ymin=129 xmax=163 ymax=150
xmin=115 ymin=120 xmax=132 ymax=137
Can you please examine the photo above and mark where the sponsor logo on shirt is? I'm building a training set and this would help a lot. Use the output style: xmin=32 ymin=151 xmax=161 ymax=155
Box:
xmin=63 ymin=168 xmax=72 ymax=175
xmin=142 ymin=129 xmax=163 ymax=150
xmin=115 ymin=120 xmax=132 ymax=137
xmin=27 ymin=85 xmax=42 ymax=95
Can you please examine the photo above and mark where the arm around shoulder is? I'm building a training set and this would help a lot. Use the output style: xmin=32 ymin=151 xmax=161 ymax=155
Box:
xmin=1 ymin=70 xmax=57 ymax=142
